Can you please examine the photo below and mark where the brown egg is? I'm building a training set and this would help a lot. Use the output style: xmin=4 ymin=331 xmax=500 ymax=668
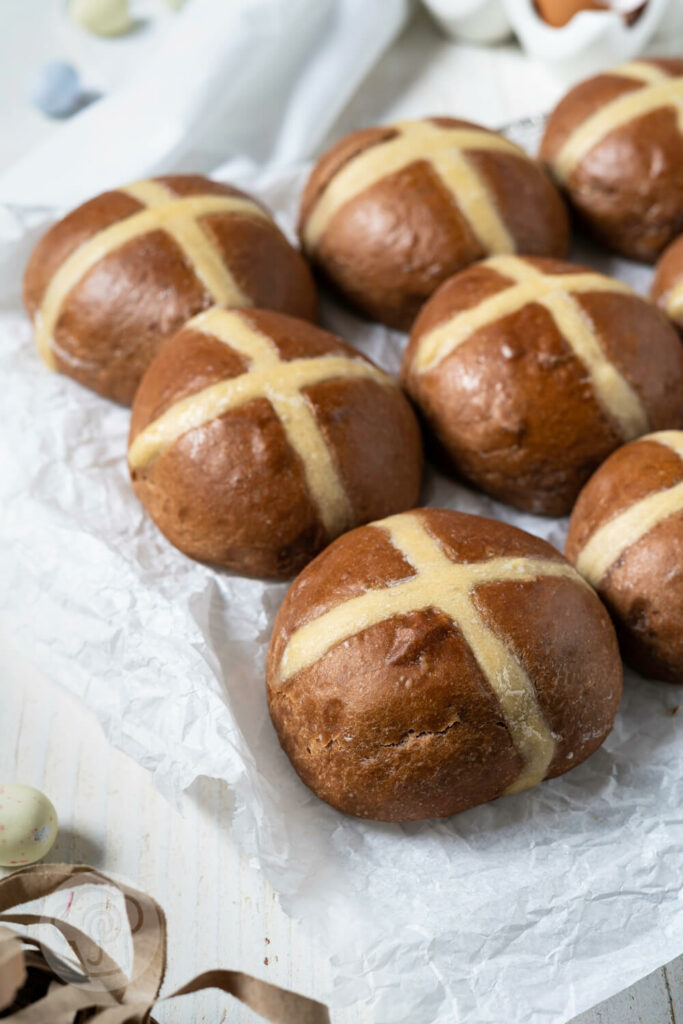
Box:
xmin=535 ymin=0 xmax=609 ymax=28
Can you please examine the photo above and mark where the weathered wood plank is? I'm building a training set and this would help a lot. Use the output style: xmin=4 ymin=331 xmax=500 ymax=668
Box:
xmin=571 ymin=965 xmax=676 ymax=1024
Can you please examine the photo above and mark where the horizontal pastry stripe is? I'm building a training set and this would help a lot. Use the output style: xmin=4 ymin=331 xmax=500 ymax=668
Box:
xmin=414 ymin=256 xmax=647 ymax=440
xmin=553 ymin=73 xmax=683 ymax=183
xmin=414 ymin=271 xmax=632 ymax=371
xmin=128 ymin=356 xmax=389 ymax=467
xmin=279 ymin=511 xmax=585 ymax=793
xmin=664 ymin=279 xmax=683 ymax=320
xmin=35 ymin=185 xmax=269 ymax=368
xmin=186 ymin=312 xmax=359 ymax=536
xmin=613 ymin=61 xmax=670 ymax=85
xmin=575 ymin=432 xmax=683 ymax=585
xmin=649 ymin=430 xmax=683 ymax=457
xmin=129 ymin=309 xmax=395 ymax=536
xmin=302 ymin=120 xmax=520 ymax=254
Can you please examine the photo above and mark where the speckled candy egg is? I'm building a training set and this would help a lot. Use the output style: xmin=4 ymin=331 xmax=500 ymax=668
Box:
xmin=0 ymin=784 xmax=58 ymax=867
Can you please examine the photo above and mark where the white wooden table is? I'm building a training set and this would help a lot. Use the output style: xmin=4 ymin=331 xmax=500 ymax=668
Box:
xmin=3 ymin=637 xmax=681 ymax=1024
xmin=1 ymin=5 xmax=681 ymax=1022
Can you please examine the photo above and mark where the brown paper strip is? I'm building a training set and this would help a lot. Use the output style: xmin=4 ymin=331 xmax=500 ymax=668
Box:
xmin=0 ymin=927 xmax=27 ymax=1011
xmin=0 ymin=865 xmax=166 ymax=1005
xmin=0 ymin=864 xmax=330 ymax=1024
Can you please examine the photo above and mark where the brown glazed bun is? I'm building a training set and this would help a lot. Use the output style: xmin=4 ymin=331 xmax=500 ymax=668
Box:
xmin=540 ymin=59 xmax=683 ymax=261
xmin=24 ymin=175 xmax=317 ymax=404
xmin=128 ymin=307 xmax=422 ymax=579
xmin=566 ymin=431 xmax=683 ymax=684
xmin=401 ymin=255 xmax=683 ymax=516
xmin=299 ymin=117 xmax=569 ymax=330
xmin=651 ymin=234 xmax=683 ymax=331
xmin=267 ymin=508 xmax=622 ymax=822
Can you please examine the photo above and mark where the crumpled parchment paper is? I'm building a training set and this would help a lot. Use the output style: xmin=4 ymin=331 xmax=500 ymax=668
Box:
xmin=0 ymin=138 xmax=681 ymax=1024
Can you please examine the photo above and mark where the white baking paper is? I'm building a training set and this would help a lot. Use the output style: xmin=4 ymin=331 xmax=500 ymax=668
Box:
xmin=1 ymin=153 xmax=682 ymax=1023
xmin=0 ymin=6 xmax=681 ymax=1021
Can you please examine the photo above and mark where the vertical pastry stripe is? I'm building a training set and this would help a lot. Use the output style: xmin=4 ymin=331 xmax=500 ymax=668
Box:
xmin=536 ymin=290 xmax=648 ymax=439
xmin=128 ymin=311 xmax=394 ymax=536
xmin=427 ymin=148 xmax=515 ymax=254
xmin=376 ymin=514 xmax=557 ymax=795
xmin=413 ymin=257 xmax=647 ymax=440
xmin=302 ymin=120 xmax=522 ymax=253
xmin=267 ymin=391 xmax=353 ymax=538
xmin=190 ymin=307 xmax=281 ymax=366
xmin=34 ymin=184 xmax=269 ymax=368
xmin=278 ymin=511 xmax=586 ymax=793
xmin=553 ymin=73 xmax=683 ymax=182
xmin=121 ymin=180 xmax=253 ymax=310
xmin=575 ymin=432 xmax=683 ymax=585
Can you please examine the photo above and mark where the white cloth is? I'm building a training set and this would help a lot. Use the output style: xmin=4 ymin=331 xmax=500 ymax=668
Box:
xmin=0 ymin=0 xmax=408 ymax=207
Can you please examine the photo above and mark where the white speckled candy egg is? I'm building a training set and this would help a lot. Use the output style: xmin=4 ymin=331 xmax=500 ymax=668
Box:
xmin=0 ymin=784 xmax=58 ymax=867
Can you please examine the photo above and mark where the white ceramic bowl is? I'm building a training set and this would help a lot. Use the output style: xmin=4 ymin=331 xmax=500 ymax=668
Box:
xmin=501 ymin=0 xmax=674 ymax=78
xmin=421 ymin=0 xmax=513 ymax=44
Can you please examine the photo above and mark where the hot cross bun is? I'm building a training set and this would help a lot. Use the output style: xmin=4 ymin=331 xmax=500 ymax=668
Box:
xmin=541 ymin=59 xmax=683 ymax=260
xmin=128 ymin=308 xmax=423 ymax=579
xmin=24 ymin=175 xmax=317 ymax=404
xmin=567 ymin=431 xmax=683 ymax=684
xmin=401 ymin=255 xmax=683 ymax=516
xmin=267 ymin=508 xmax=622 ymax=821
xmin=299 ymin=117 xmax=569 ymax=330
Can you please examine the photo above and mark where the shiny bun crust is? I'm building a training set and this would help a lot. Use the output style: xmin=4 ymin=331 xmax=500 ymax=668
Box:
xmin=129 ymin=308 xmax=423 ymax=579
xmin=401 ymin=255 xmax=683 ymax=516
xmin=566 ymin=431 xmax=683 ymax=684
xmin=267 ymin=508 xmax=622 ymax=822
xmin=268 ymin=507 xmax=626 ymax=819
xmin=652 ymin=233 xmax=683 ymax=331
xmin=299 ymin=117 xmax=569 ymax=330
xmin=24 ymin=175 xmax=317 ymax=404
xmin=541 ymin=59 xmax=683 ymax=261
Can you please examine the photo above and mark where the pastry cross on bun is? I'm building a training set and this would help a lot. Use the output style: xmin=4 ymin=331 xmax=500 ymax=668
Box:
xmin=410 ymin=255 xmax=648 ymax=436
xmin=567 ymin=430 xmax=683 ymax=684
xmin=268 ymin=509 xmax=622 ymax=821
xmin=401 ymin=255 xmax=683 ymax=515
xmin=24 ymin=175 xmax=317 ymax=404
xmin=303 ymin=120 xmax=524 ymax=256
xmin=129 ymin=308 xmax=422 ymax=579
xmin=299 ymin=117 xmax=569 ymax=329
xmin=541 ymin=60 xmax=683 ymax=260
